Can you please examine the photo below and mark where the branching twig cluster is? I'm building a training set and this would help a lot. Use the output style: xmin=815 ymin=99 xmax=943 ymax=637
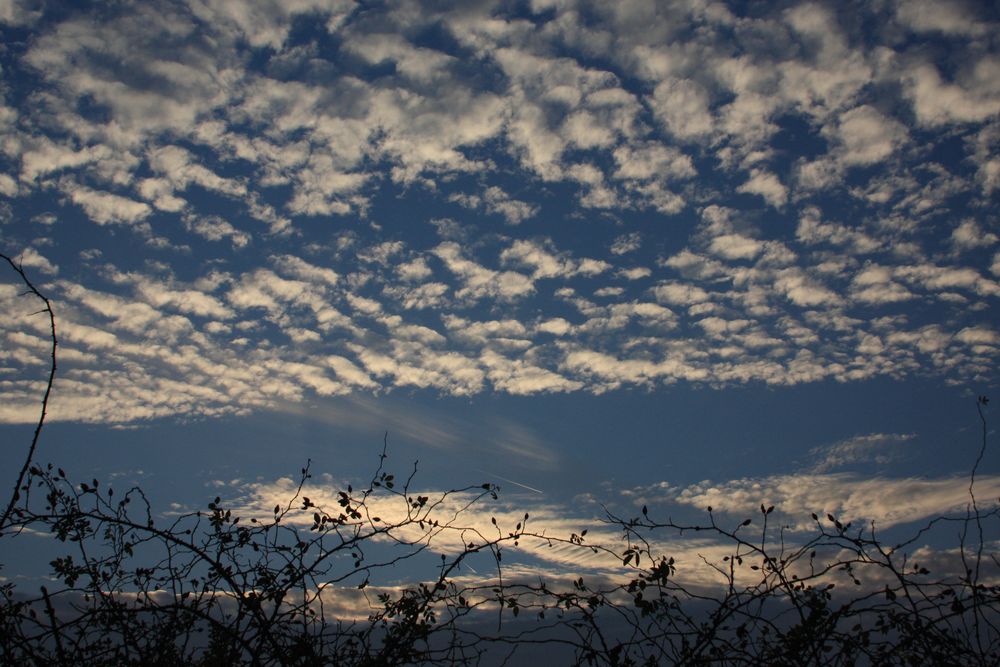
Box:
xmin=1 ymin=255 xmax=998 ymax=666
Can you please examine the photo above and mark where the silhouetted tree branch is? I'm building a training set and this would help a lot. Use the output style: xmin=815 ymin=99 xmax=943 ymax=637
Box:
xmin=1 ymin=260 xmax=998 ymax=665
xmin=0 ymin=251 xmax=57 ymax=532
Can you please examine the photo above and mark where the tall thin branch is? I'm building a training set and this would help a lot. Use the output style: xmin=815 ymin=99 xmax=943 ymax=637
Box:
xmin=0 ymin=252 xmax=57 ymax=531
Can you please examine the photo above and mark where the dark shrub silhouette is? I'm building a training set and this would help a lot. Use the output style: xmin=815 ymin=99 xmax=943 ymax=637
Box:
xmin=2 ymin=252 xmax=998 ymax=665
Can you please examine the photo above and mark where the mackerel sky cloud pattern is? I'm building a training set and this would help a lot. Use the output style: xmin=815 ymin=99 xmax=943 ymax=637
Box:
xmin=0 ymin=0 xmax=998 ymax=424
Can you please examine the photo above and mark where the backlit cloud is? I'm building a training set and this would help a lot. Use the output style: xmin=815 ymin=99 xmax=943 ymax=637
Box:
xmin=0 ymin=0 xmax=996 ymax=426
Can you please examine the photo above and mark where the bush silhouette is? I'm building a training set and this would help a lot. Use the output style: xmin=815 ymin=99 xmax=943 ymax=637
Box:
xmin=2 ymin=252 xmax=999 ymax=665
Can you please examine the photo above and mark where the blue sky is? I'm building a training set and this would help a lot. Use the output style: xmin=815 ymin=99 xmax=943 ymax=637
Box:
xmin=1 ymin=0 xmax=999 ymax=588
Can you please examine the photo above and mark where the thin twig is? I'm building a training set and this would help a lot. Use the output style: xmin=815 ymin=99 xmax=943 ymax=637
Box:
xmin=0 ymin=252 xmax=57 ymax=531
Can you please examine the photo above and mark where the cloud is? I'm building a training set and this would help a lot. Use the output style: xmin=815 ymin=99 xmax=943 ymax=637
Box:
xmin=0 ymin=0 xmax=998 ymax=426
xmin=11 ymin=247 xmax=58 ymax=275
xmin=480 ymin=349 xmax=584 ymax=395
xmin=189 ymin=0 xmax=357 ymax=51
xmin=850 ymin=264 xmax=915 ymax=304
xmin=342 ymin=31 xmax=454 ymax=83
xmin=183 ymin=214 xmax=251 ymax=248
xmin=0 ymin=0 xmax=42 ymax=26
xmin=663 ymin=472 xmax=1000 ymax=531
xmin=895 ymin=263 xmax=1000 ymax=298
xmin=433 ymin=242 xmax=535 ymax=303
xmin=951 ymin=219 xmax=999 ymax=252
xmin=832 ymin=105 xmax=909 ymax=166
xmin=904 ymin=62 xmax=1000 ymax=127
xmin=737 ymin=170 xmax=787 ymax=208
xmin=796 ymin=207 xmax=881 ymax=254
xmin=651 ymin=282 xmax=709 ymax=306
xmin=449 ymin=186 xmax=538 ymax=225
xmin=610 ymin=233 xmax=641 ymax=255
xmin=500 ymin=239 xmax=610 ymax=280
xmin=612 ymin=142 xmax=695 ymax=181
xmin=395 ymin=257 xmax=433 ymax=282
xmin=895 ymin=0 xmax=993 ymax=37
xmin=649 ymin=78 xmax=713 ymax=140
xmin=19 ymin=139 xmax=113 ymax=183
xmin=772 ymin=268 xmax=841 ymax=307
xmin=808 ymin=432 xmax=915 ymax=473
xmin=708 ymin=234 xmax=764 ymax=261
xmin=63 ymin=183 xmax=152 ymax=226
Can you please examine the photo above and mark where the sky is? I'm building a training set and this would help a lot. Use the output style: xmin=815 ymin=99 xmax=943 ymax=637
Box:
xmin=1 ymin=0 xmax=999 ymax=591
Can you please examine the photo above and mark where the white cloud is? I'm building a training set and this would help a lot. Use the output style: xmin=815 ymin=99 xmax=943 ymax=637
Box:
xmin=612 ymin=142 xmax=695 ymax=181
xmin=183 ymin=214 xmax=251 ymax=248
xmin=0 ymin=173 xmax=17 ymax=197
xmin=851 ymin=265 xmax=915 ymax=304
xmin=668 ymin=472 xmax=1000 ymax=531
xmin=610 ymin=232 xmax=640 ymax=255
xmin=649 ymin=78 xmax=713 ymax=140
xmin=833 ymin=105 xmax=908 ymax=166
xmin=955 ymin=326 xmax=999 ymax=346
xmin=1 ymin=0 xmax=999 ymax=424
xmin=796 ymin=206 xmax=881 ymax=253
xmin=433 ymin=242 xmax=535 ymax=303
xmin=651 ymin=282 xmax=709 ymax=306
xmin=226 ymin=269 xmax=310 ymax=315
xmin=19 ymin=139 xmax=113 ymax=182
xmin=737 ymin=169 xmax=787 ymax=208
xmin=147 ymin=145 xmax=246 ymax=197
xmin=0 ymin=0 xmax=41 ymax=26
xmin=342 ymin=31 xmax=454 ymax=83
xmin=561 ymin=110 xmax=615 ymax=149
xmin=773 ymin=268 xmax=841 ymax=307
xmin=896 ymin=263 xmax=1000 ymax=297
xmin=895 ymin=0 xmax=992 ymax=37
xmin=617 ymin=267 xmax=651 ymax=280
xmin=500 ymin=239 xmax=610 ymax=280
xmin=63 ymin=183 xmax=151 ymax=226
xmin=809 ymin=432 xmax=915 ymax=473
xmin=13 ymin=247 xmax=58 ymax=275
xmin=904 ymin=62 xmax=1000 ymax=127
xmin=133 ymin=280 xmax=234 ymax=320
xmin=189 ymin=0 xmax=357 ymax=50
xmin=537 ymin=318 xmax=573 ymax=336
xmin=383 ymin=282 xmax=449 ymax=310
xmin=708 ymin=234 xmax=763 ymax=261
xmin=325 ymin=354 xmax=377 ymax=389
xmin=396 ymin=257 xmax=433 ymax=282
xmin=480 ymin=349 xmax=583 ymax=395
xmin=274 ymin=255 xmax=340 ymax=287
xmin=357 ymin=241 xmax=405 ymax=266
xmin=951 ymin=219 xmax=998 ymax=251
xmin=444 ymin=315 xmax=528 ymax=349
xmin=448 ymin=187 xmax=538 ymax=225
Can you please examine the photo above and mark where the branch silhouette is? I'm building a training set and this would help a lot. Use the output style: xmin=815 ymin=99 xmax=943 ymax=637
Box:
xmin=0 ymin=251 xmax=57 ymax=532
xmin=0 ymin=258 xmax=998 ymax=665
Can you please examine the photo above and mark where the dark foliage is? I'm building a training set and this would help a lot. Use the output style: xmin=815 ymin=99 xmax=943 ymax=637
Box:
xmin=2 ymin=253 xmax=998 ymax=665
